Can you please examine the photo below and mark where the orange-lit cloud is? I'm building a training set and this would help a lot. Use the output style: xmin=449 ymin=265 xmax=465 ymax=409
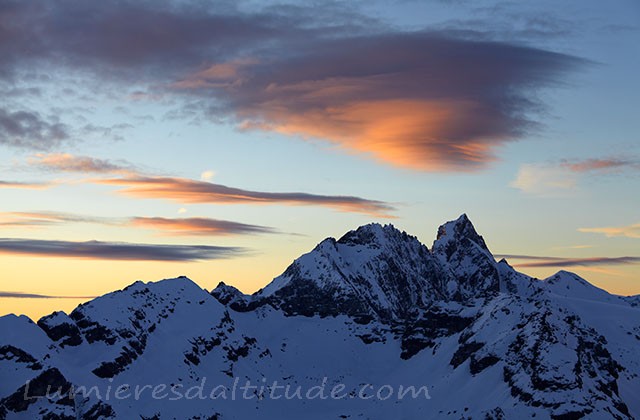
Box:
xmin=241 ymin=99 xmax=504 ymax=171
xmin=1 ymin=1 xmax=584 ymax=167
xmin=0 ymin=238 xmax=244 ymax=261
xmin=174 ymin=58 xmax=258 ymax=89
xmin=0 ymin=180 xmax=50 ymax=189
xmin=25 ymin=154 xmax=393 ymax=216
xmin=181 ymin=34 xmax=583 ymax=171
xmin=30 ymin=153 xmax=136 ymax=174
xmin=130 ymin=217 xmax=276 ymax=236
xmin=96 ymin=176 xmax=395 ymax=217
xmin=561 ymin=158 xmax=640 ymax=173
xmin=579 ymin=223 xmax=640 ymax=239
xmin=0 ymin=211 xmax=277 ymax=237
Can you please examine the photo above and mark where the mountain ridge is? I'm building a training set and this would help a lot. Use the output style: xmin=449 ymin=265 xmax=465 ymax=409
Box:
xmin=223 ymin=214 xmax=535 ymax=322
xmin=1 ymin=215 xmax=639 ymax=419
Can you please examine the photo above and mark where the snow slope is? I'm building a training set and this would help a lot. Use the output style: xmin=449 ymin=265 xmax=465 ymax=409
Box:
xmin=1 ymin=215 xmax=638 ymax=419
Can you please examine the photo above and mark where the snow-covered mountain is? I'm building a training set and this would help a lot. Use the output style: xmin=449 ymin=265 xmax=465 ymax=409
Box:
xmin=1 ymin=215 xmax=639 ymax=419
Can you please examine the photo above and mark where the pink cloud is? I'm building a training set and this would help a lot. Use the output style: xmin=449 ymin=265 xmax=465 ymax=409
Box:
xmin=96 ymin=176 xmax=395 ymax=217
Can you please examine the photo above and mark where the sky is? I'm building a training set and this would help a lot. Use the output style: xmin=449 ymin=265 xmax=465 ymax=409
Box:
xmin=0 ymin=0 xmax=638 ymax=320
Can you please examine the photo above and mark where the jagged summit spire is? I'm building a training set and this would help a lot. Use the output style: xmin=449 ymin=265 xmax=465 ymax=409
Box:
xmin=250 ymin=220 xmax=444 ymax=321
xmin=436 ymin=214 xmax=480 ymax=242
xmin=431 ymin=214 xmax=501 ymax=299
xmin=211 ymin=281 xmax=247 ymax=307
xmin=337 ymin=222 xmax=412 ymax=247
xmin=433 ymin=213 xmax=490 ymax=257
xmin=2 ymin=214 xmax=638 ymax=420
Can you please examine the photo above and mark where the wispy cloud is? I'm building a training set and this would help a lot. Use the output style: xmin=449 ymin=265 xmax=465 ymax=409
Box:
xmin=0 ymin=238 xmax=245 ymax=261
xmin=496 ymin=254 xmax=640 ymax=268
xmin=0 ymin=211 xmax=116 ymax=228
xmin=130 ymin=217 xmax=276 ymax=236
xmin=510 ymin=163 xmax=577 ymax=195
xmin=0 ymin=211 xmax=278 ymax=237
xmin=96 ymin=176 xmax=396 ymax=217
xmin=512 ymin=156 xmax=640 ymax=195
xmin=579 ymin=223 xmax=640 ymax=239
xmin=560 ymin=158 xmax=640 ymax=173
xmin=0 ymin=291 xmax=95 ymax=299
xmin=200 ymin=170 xmax=215 ymax=182
xmin=0 ymin=1 xmax=585 ymax=169
xmin=23 ymin=153 xmax=392 ymax=216
xmin=0 ymin=180 xmax=50 ymax=189
xmin=29 ymin=153 xmax=136 ymax=174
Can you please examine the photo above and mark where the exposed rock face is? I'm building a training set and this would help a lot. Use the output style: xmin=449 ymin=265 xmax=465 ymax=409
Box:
xmin=246 ymin=224 xmax=450 ymax=323
xmin=1 ymin=215 xmax=639 ymax=419
xmin=432 ymin=214 xmax=503 ymax=298
xmin=210 ymin=282 xmax=247 ymax=308
xmin=38 ymin=312 xmax=84 ymax=348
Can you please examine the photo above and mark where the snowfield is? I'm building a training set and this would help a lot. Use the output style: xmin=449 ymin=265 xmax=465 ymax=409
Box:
xmin=1 ymin=215 xmax=638 ymax=419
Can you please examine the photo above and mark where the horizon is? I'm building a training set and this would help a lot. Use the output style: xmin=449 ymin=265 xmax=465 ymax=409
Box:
xmin=1 ymin=0 xmax=639 ymax=321
xmin=2 ymin=214 xmax=637 ymax=321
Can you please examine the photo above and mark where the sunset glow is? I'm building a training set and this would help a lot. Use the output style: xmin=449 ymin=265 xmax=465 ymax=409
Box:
xmin=0 ymin=0 xmax=638 ymax=320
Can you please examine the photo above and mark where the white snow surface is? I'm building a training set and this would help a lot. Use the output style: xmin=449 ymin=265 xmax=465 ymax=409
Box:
xmin=1 ymin=216 xmax=639 ymax=419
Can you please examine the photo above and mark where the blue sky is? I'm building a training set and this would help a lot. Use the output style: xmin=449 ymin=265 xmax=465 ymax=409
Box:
xmin=0 ymin=0 xmax=638 ymax=319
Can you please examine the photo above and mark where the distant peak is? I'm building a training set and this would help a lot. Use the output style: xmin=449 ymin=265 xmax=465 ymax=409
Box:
xmin=0 ymin=313 xmax=33 ymax=324
xmin=547 ymin=270 xmax=586 ymax=284
xmin=117 ymin=276 xmax=202 ymax=297
xmin=434 ymin=214 xmax=489 ymax=252
xmin=436 ymin=214 xmax=473 ymax=238
xmin=544 ymin=270 xmax=607 ymax=292
xmin=211 ymin=281 xmax=247 ymax=306
xmin=212 ymin=281 xmax=242 ymax=294
xmin=337 ymin=223 xmax=409 ymax=247
xmin=457 ymin=212 xmax=470 ymax=223
xmin=543 ymin=270 xmax=616 ymax=302
xmin=497 ymin=258 xmax=513 ymax=267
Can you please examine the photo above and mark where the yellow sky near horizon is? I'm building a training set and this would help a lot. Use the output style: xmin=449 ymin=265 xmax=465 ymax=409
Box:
xmin=1 ymin=0 xmax=638 ymax=324
xmin=2 ymin=251 xmax=639 ymax=322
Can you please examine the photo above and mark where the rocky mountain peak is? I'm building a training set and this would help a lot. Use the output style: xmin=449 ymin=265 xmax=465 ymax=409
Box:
xmin=2 ymin=216 xmax=639 ymax=419
xmin=248 ymin=222 xmax=446 ymax=322
xmin=431 ymin=215 xmax=503 ymax=299
xmin=336 ymin=223 xmax=414 ymax=248
xmin=433 ymin=213 xmax=490 ymax=257
xmin=211 ymin=281 xmax=247 ymax=307
xmin=542 ymin=270 xmax=620 ymax=303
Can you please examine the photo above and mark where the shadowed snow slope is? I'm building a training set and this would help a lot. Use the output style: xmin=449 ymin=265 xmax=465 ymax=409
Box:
xmin=1 ymin=215 xmax=638 ymax=419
